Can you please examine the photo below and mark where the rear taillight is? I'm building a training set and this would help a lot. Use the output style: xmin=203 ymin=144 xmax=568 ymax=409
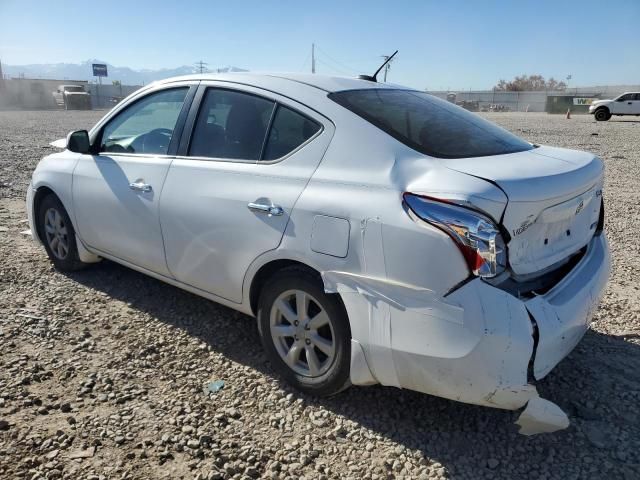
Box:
xmin=403 ymin=193 xmax=507 ymax=278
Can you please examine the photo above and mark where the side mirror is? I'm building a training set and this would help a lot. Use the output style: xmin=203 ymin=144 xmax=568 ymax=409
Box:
xmin=66 ymin=130 xmax=91 ymax=154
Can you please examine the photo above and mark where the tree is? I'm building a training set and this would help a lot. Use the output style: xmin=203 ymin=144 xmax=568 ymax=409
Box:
xmin=112 ymin=80 xmax=121 ymax=86
xmin=494 ymin=75 xmax=567 ymax=92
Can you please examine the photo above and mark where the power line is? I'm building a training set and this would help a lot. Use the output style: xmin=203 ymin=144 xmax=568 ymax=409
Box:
xmin=314 ymin=45 xmax=359 ymax=74
xmin=299 ymin=49 xmax=311 ymax=72
xmin=315 ymin=58 xmax=353 ymax=76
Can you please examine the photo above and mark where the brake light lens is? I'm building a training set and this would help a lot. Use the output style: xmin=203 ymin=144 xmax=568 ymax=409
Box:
xmin=403 ymin=193 xmax=507 ymax=278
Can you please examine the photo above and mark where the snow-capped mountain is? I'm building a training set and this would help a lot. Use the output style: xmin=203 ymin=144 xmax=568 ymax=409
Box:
xmin=1 ymin=60 xmax=247 ymax=85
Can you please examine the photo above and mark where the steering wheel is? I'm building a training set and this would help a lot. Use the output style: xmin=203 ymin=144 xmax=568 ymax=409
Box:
xmin=141 ymin=128 xmax=173 ymax=154
xmin=104 ymin=144 xmax=129 ymax=153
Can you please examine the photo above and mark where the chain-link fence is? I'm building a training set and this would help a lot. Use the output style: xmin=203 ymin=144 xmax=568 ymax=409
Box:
xmin=427 ymin=85 xmax=640 ymax=113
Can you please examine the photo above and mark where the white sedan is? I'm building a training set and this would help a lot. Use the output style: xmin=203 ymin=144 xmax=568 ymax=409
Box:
xmin=27 ymin=73 xmax=610 ymax=434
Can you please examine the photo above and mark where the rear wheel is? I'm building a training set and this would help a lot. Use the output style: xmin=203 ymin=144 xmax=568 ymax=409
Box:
xmin=594 ymin=108 xmax=610 ymax=121
xmin=257 ymin=266 xmax=351 ymax=396
xmin=37 ymin=194 xmax=86 ymax=271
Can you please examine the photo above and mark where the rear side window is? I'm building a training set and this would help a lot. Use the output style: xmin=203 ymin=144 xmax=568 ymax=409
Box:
xmin=329 ymin=89 xmax=534 ymax=159
xmin=262 ymin=105 xmax=321 ymax=160
xmin=190 ymin=88 xmax=275 ymax=160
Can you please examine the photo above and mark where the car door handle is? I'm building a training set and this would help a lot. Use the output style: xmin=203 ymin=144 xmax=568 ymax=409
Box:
xmin=129 ymin=182 xmax=152 ymax=193
xmin=247 ymin=202 xmax=284 ymax=216
xmin=628 ymin=102 xmax=633 ymax=105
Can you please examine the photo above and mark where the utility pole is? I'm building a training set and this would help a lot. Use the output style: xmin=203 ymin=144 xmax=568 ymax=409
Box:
xmin=195 ymin=60 xmax=208 ymax=74
xmin=381 ymin=54 xmax=394 ymax=82
xmin=311 ymin=43 xmax=316 ymax=74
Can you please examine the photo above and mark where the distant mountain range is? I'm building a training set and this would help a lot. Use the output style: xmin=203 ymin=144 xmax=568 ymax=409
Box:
xmin=0 ymin=59 xmax=247 ymax=85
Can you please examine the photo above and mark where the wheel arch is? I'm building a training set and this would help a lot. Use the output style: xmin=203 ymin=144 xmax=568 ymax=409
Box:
xmin=249 ymin=258 xmax=320 ymax=316
xmin=32 ymin=185 xmax=60 ymax=244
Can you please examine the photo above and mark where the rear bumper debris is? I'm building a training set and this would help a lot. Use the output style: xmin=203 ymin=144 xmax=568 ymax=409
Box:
xmin=323 ymin=231 xmax=610 ymax=435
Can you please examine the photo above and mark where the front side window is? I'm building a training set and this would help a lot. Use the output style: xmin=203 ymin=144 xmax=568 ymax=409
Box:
xmin=329 ymin=89 xmax=534 ymax=159
xmin=189 ymin=88 xmax=275 ymax=160
xmin=262 ymin=105 xmax=321 ymax=160
xmin=617 ymin=93 xmax=633 ymax=101
xmin=100 ymin=88 xmax=188 ymax=155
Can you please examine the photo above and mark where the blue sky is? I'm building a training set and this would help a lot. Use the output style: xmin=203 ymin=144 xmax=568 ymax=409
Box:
xmin=1 ymin=0 xmax=638 ymax=89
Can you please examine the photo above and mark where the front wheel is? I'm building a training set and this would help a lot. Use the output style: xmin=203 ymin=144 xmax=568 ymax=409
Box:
xmin=37 ymin=194 xmax=87 ymax=271
xmin=594 ymin=108 xmax=610 ymax=121
xmin=257 ymin=266 xmax=351 ymax=397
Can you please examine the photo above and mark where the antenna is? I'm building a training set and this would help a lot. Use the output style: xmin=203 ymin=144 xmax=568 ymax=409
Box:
xmin=359 ymin=50 xmax=398 ymax=82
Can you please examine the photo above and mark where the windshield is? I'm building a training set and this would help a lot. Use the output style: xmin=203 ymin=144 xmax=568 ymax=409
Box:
xmin=63 ymin=86 xmax=84 ymax=92
xmin=329 ymin=89 xmax=534 ymax=159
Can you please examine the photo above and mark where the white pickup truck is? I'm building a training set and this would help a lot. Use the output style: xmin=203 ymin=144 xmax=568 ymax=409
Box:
xmin=589 ymin=92 xmax=640 ymax=121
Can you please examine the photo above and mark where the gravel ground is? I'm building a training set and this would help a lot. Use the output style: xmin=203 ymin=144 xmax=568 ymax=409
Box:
xmin=1 ymin=110 xmax=639 ymax=480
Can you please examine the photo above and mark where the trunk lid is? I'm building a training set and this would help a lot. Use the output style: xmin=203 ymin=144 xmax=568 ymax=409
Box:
xmin=443 ymin=146 xmax=604 ymax=275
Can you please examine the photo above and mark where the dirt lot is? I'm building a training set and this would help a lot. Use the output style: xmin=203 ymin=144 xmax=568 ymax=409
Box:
xmin=1 ymin=110 xmax=639 ymax=479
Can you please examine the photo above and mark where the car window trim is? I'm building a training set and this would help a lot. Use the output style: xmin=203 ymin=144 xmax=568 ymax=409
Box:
xmin=259 ymin=103 xmax=279 ymax=160
xmin=92 ymin=84 xmax=198 ymax=158
xmin=260 ymin=104 xmax=323 ymax=162
xmin=178 ymin=84 xmax=324 ymax=165
xmin=186 ymin=85 xmax=278 ymax=161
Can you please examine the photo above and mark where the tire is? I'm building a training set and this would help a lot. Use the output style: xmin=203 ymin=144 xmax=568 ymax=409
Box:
xmin=594 ymin=108 xmax=610 ymax=121
xmin=37 ymin=194 xmax=86 ymax=271
xmin=257 ymin=266 xmax=351 ymax=397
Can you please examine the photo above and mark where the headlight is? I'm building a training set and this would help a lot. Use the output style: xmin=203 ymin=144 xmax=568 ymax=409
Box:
xmin=403 ymin=193 xmax=507 ymax=278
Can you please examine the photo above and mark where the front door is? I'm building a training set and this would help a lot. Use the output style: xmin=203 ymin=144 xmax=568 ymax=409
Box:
xmin=73 ymin=85 xmax=194 ymax=275
xmin=160 ymin=84 xmax=333 ymax=302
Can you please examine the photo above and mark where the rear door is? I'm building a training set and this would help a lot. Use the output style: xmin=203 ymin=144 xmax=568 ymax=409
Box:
xmin=611 ymin=93 xmax=634 ymax=114
xmin=160 ymin=83 xmax=333 ymax=302
xmin=73 ymin=83 xmax=196 ymax=275
xmin=632 ymin=93 xmax=640 ymax=114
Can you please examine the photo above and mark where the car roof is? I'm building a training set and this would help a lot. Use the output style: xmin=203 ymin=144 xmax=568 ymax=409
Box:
xmin=155 ymin=72 xmax=408 ymax=93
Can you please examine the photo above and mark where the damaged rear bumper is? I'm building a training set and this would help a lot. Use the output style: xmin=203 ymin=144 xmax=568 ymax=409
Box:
xmin=324 ymin=233 xmax=610 ymax=435
xmin=526 ymin=233 xmax=610 ymax=379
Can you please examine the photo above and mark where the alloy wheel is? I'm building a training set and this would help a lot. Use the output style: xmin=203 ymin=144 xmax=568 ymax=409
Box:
xmin=270 ymin=289 xmax=336 ymax=377
xmin=44 ymin=207 xmax=69 ymax=260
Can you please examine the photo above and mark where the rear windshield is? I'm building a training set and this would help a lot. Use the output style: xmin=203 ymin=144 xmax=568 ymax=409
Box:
xmin=329 ymin=89 xmax=534 ymax=159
